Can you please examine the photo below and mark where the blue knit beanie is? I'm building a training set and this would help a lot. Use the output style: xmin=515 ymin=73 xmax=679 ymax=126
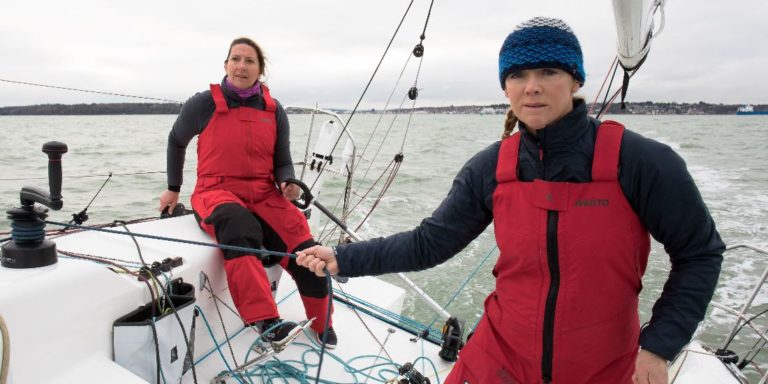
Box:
xmin=498 ymin=17 xmax=585 ymax=89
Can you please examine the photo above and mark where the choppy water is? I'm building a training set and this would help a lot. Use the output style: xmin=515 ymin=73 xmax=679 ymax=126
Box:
xmin=1 ymin=113 xmax=767 ymax=374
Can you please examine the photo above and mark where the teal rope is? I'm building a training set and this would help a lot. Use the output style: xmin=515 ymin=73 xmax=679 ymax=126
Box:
xmin=194 ymin=293 xmax=443 ymax=383
xmin=44 ymin=221 xmax=447 ymax=382
xmin=412 ymin=356 xmax=441 ymax=384
xmin=334 ymin=290 xmax=435 ymax=331
xmin=276 ymin=288 xmax=298 ymax=305
xmin=194 ymin=305 xmax=247 ymax=384
xmin=228 ymin=318 xmax=443 ymax=383
xmin=332 ymin=292 xmax=442 ymax=344
xmin=426 ymin=245 xmax=498 ymax=330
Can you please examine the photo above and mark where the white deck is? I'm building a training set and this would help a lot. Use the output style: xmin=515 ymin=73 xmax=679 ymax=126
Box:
xmin=669 ymin=341 xmax=745 ymax=383
xmin=0 ymin=215 xmax=453 ymax=383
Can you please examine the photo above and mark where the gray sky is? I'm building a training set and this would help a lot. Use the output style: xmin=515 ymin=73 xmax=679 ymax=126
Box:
xmin=1 ymin=0 xmax=765 ymax=108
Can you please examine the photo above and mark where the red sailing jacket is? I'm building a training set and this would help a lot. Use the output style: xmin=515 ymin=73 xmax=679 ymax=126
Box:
xmin=190 ymin=84 xmax=323 ymax=327
xmin=450 ymin=121 xmax=651 ymax=384
xmin=196 ymin=83 xmax=277 ymax=179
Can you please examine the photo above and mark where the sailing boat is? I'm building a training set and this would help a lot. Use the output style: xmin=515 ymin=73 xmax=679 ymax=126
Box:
xmin=1 ymin=1 xmax=766 ymax=383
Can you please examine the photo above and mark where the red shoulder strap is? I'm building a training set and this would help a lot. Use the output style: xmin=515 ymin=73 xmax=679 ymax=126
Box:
xmin=591 ymin=120 xmax=625 ymax=181
xmin=209 ymin=84 xmax=228 ymax=113
xmin=496 ymin=132 xmax=521 ymax=182
xmin=260 ymin=83 xmax=276 ymax=113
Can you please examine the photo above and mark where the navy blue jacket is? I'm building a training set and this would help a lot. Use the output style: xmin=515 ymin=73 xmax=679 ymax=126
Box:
xmin=336 ymin=100 xmax=724 ymax=360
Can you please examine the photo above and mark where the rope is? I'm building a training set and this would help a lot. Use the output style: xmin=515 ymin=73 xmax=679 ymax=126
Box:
xmin=195 ymin=305 xmax=248 ymax=384
xmin=0 ymin=313 xmax=10 ymax=384
xmin=354 ymin=159 xmax=401 ymax=233
xmin=41 ymin=219 xmax=346 ymax=382
xmin=0 ymin=78 xmax=182 ymax=104
xmin=0 ymin=170 xmax=166 ymax=182
xmin=426 ymin=246 xmax=498 ymax=331
xmin=589 ymin=56 xmax=618 ymax=115
xmin=354 ymin=51 xmax=414 ymax=176
xmin=199 ymin=272 xmax=241 ymax=368
xmin=305 ymin=0 xmax=415 ymax=192
xmin=595 ymin=60 xmax=621 ymax=118
xmin=120 ymin=222 xmax=199 ymax=383
xmin=45 ymin=220 xmax=294 ymax=259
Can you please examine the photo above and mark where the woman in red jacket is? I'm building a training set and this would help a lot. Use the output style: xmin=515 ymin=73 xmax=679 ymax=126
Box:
xmin=159 ymin=37 xmax=336 ymax=348
xmin=297 ymin=18 xmax=723 ymax=383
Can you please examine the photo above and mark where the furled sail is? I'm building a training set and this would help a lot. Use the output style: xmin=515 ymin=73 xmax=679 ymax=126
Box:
xmin=611 ymin=0 xmax=666 ymax=71
xmin=610 ymin=0 xmax=667 ymax=107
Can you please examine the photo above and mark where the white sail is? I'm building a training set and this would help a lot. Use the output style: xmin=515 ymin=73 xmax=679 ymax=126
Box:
xmin=611 ymin=0 xmax=667 ymax=70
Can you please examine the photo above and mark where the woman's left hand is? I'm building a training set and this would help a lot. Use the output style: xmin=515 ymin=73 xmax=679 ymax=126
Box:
xmin=633 ymin=349 xmax=668 ymax=384
xmin=281 ymin=182 xmax=301 ymax=201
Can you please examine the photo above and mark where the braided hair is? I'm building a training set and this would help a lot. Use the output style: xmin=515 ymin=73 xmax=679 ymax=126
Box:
xmin=502 ymin=108 xmax=518 ymax=139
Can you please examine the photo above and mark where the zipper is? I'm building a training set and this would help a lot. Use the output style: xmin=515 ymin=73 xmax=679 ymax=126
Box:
xmin=542 ymin=210 xmax=560 ymax=382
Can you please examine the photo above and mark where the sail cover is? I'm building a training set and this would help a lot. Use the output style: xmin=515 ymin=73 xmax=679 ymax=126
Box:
xmin=611 ymin=0 xmax=666 ymax=71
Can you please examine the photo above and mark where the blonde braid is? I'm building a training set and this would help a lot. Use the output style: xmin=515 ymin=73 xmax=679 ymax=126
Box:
xmin=502 ymin=107 xmax=518 ymax=139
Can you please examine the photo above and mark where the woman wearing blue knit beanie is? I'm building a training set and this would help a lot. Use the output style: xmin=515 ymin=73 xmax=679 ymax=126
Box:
xmin=297 ymin=17 xmax=723 ymax=384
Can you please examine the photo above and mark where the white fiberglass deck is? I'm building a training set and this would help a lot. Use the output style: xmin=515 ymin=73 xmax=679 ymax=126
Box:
xmin=0 ymin=215 xmax=453 ymax=383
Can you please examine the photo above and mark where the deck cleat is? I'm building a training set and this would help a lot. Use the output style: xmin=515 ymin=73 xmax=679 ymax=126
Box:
xmin=270 ymin=318 xmax=314 ymax=352
xmin=213 ymin=318 xmax=315 ymax=383
xmin=254 ymin=317 xmax=314 ymax=354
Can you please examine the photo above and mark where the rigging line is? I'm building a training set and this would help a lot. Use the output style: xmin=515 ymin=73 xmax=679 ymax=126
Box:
xmin=399 ymin=55 xmax=426 ymax=153
xmin=317 ymin=191 xmax=347 ymax=244
xmin=341 ymin=0 xmax=414 ymax=135
xmin=0 ymin=170 xmax=166 ymax=182
xmin=341 ymin=162 xmax=354 ymax=241
xmin=741 ymin=337 xmax=767 ymax=369
xmin=345 ymin=157 xmax=397 ymax=223
xmin=200 ymin=272 xmax=241 ymax=368
xmin=419 ymin=0 xmax=436 ymax=40
xmin=596 ymin=61 xmax=621 ymax=118
xmin=299 ymin=105 xmax=318 ymax=182
xmin=589 ymin=56 xmax=619 ymax=115
xmin=58 ymin=249 xmax=144 ymax=267
xmin=333 ymin=281 xmax=395 ymax=363
xmin=355 ymin=31 xmax=428 ymax=190
xmin=0 ymin=78 xmax=183 ymax=104
xmin=354 ymin=51 xmax=415 ymax=175
xmin=305 ymin=0 xmax=415 ymax=191
xmin=193 ymin=307 xmax=248 ymax=384
xmin=82 ymin=172 xmax=112 ymax=210
xmin=357 ymin=89 xmax=409 ymax=187
xmin=200 ymin=273 xmax=243 ymax=321
xmin=426 ymin=246 xmax=499 ymax=330
xmin=354 ymin=161 xmax=401 ymax=233
xmin=67 ymin=172 xmax=113 ymax=226
xmin=120 ymin=221 xmax=199 ymax=383
xmin=722 ymin=305 xmax=768 ymax=352
xmin=595 ymin=71 xmax=637 ymax=121
xmin=45 ymin=220 xmax=296 ymax=259
xmin=313 ymin=275 xmax=335 ymax=384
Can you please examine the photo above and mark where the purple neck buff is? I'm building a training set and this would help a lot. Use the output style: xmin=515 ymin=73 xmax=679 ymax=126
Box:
xmin=224 ymin=77 xmax=262 ymax=99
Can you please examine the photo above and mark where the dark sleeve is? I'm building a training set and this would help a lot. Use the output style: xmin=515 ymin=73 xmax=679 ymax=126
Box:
xmin=335 ymin=142 xmax=499 ymax=277
xmin=167 ymin=92 xmax=213 ymax=189
xmin=272 ymin=101 xmax=296 ymax=183
xmin=619 ymin=130 xmax=725 ymax=360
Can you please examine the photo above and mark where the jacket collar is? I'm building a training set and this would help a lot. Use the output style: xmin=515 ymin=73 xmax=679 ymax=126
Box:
xmin=519 ymin=99 xmax=589 ymax=151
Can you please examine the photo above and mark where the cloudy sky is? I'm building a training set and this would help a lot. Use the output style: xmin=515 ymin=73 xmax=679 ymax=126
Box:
xmin=1 ymin=0 xmax=765 ymax=108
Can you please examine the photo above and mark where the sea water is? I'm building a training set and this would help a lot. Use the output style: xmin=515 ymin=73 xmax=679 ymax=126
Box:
xmin=1 ymin=113 xmax=767 ymax=372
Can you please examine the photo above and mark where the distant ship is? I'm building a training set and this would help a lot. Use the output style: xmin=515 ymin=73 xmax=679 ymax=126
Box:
xmin=736 ymin=104 xmax=768 ymax=115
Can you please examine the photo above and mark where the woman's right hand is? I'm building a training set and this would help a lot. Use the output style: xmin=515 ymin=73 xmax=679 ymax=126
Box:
xmin=296 ymin=245 xmax=339 ymax=277
xmin=159 ymin=190 xmax=180 ymax=213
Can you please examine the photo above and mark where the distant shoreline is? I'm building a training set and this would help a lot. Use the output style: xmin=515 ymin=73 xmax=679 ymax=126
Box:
xmin=0 ymin=102 xmax=765 ymax=116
